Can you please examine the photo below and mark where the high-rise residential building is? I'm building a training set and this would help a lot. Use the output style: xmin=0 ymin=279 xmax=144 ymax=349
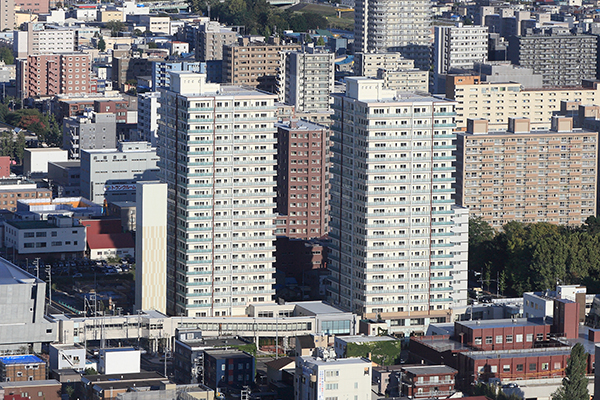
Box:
xmin=222 ymin=37 xmax=301 ymax=93
xmin=13 ymin=23 xmax=76 ymax=58
xmin=508 ymin=27 xmax=597 ymax=88
xmin=80 ymin=141 xmax=159 ymax=205
xmin=137 ymin=91 xmax=161 ymax=146
xmin=63 ymin=112 xmax=117 ymax=160
xmin=135 ymin=181 xmax=168 ymax=314
xmin=275 ymin=119 xmax=330 ymax=239
xmin=455 ymin=117 xmax=598 ymax=228
xmin=16 ymin=53 xmax=94 ymax=100
xmin=195 ymin=21 xmax=239 ymax=62
xmin=354 ymin=53 xmax=412 ymax=77
xmin=328 ymin=77 xmax=469 ymax=335
xmin=158 ymin=71 xmax=278 ymax=317
xmin=445 ymin=75 xmax=600 ymax=131
xmin=151 ymin=60 xmax=205 ymax=89
xmin=354 ymin=0 xmax=431 ymax=70
xmin=278 ymin=47 xmax=335 ymax=112
xmin=376 ymin=68 xmax=429 ymax=93
xmin=432 ymin=24 xmax=488 ymax=93
xmin=0 ymin=0 xmax=15 ymax=31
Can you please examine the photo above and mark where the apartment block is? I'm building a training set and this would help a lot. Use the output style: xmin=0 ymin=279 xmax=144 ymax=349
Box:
xmin=377 ymin=68 xmax=429 ymax=92
xmin=275 ymin=119 xmax=330 ymax=239
xmin=329 ymin=77 xmax=469 ymax=335
xmin=279 ymin=47 xmax=334 ymax=112
xmin=354 ymin=0 xmax=431 ymax=69
xmin=455 ymin=117 xmax=598 ymax=227
xmin=112 ymin=55 xmax=167 ymax=91
xmin=151 ymin=60 xmax=204 ymax=89
xmin=0 ymin=178 xmax=51 ymax=212
xmin=195 ymin=21 xmax=238 ymax=62
xmin=14 ymin=23 xmax=76 ymax=58
xmin=137 ymin=91 xmax=160 ymax=146
xmin=0 ymin=355 xmax=46 ymax=382
xmin=433 ymin=24 xmax=488 ymax=93
xmin=158 ymin=71 xmax=278 ymax=317
xmin=62 ymin=112 xmax=117 ymax=159
xmin=222 ymin=37 xmax=300 ymax=93
xmin=80 ymin=141 xmax=159 ymax=205
xmin=445 ymin=76 xmax=600 ymax=131
xmin=354 ymin=53 xmax=414 ymax=77
xmin=0 ymin=0 xmax=15 ymax=31
xmin=16 ymin=53 xmax=94 ymax=100
xmin=508 ymin=28 xmax=597 ymax=88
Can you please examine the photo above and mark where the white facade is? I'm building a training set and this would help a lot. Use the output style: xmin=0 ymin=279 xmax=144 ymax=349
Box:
xmin=49 ymin=344 xmax=86 ymax=371
xmin=433 ymin=24 xmax=489 ymax=93
xmin=98 ymin=348 xmax=141 ymax=375
xmin=354 ymin=0 xmax=432 ymax=69
xmin=328 ymin=77 xmax=469 ymax=335
xmin=279 ymin=48 xmax=335 ymax=112
xmin=17 ymin=23 xmax=77 ymax=56
xmin=140 ymin=15 xmax=171 ymax=34
xmin=354 ymin=53 xmax=414 ymax=77
xmin=158 ymin=71 xmax=278 ymax=317
xmin=137 ymin=91 xmax=161 ymax=146
xmin=135 ymin=181 xmax=168 ymax=314
xmin=295 ymin=356 xmax=372 ymax=400
xmin=23 ymin=148 xmax=68 ymax=175
xmin=523 ymin=292 xmax=554 ymax=319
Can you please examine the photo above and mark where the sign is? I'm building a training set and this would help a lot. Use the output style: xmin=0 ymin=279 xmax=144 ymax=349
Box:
xmin=317 ymin=369 xmax=324 ymax=400
xmin=104 ymin=184 xmax=136 ymax=192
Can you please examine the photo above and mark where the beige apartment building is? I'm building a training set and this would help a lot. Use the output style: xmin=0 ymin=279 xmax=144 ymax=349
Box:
xmin=222 ymin=36 xmax=300 ymax=93
xmin=455 ymin=116 xmax=598 ymax=228
xmin=445 ymin=75 xmax=600 ymax=131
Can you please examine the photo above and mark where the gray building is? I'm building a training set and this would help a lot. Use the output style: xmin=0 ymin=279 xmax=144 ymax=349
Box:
xmin=475 ymin=61 xmax=544 ymax=88
xmin=80 ymin=142 xmax=159 ymax=205
xmin=508 ymin=27 xmax=597 ymax=88
xmin=0 ymin=257 xmax=57 ymax=352
xmin=63 ymin=112 xmax=118 ymax=160
xmin=195 ymin=21 xmax=238 ymax=62
xmin=48 ymin=161 xmax=81 ymax=197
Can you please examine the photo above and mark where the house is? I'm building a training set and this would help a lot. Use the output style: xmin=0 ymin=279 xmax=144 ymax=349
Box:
xmin=82 ymin=219 xmax=134 ymax=260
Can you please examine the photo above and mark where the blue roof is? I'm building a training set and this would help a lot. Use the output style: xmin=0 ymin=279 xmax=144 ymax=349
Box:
xmin=336 ymin=55 xmax=354 ymax=65
xmin=0 ymin=355 xmax=45 ymax=365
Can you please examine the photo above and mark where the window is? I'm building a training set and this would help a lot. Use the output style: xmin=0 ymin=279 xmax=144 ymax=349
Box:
xmin=496 ymin=335 xmax=503 ymax=344
xmin=474 ymin=337 xmax=482 ymax=345
xmin=529 ymin=363 xmax=536 ymax=371
xmin=542 ymin=363 xmax=549 ymax=371
xmin=503 ymin=365 xmax=510 ymax=372
xmin=516 ymin=334 xmax=523 ymax=343
xmin=516 ymin=364 xmax=524 ymax=372
xmin=485 ymin=336 xmax=493 ymax=344
xmin=526 ymin=334 xmax=533 ymax=342
xmin=506 ymin=335 xmax=513 ymax=343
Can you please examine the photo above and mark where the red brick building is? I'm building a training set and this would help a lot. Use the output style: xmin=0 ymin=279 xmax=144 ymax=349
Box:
xmin=400 ymin=365 xmax=457 ymax=399
xmin=275 ymin=119 xmax=329 ymax=239
xmin=0 ymin=355 xmax=46 ymax=382
xmin=17 ymin=53 xmax=96 ymax=100
xmin=15 ymin=0 xmax=50 ymax=14
xmin=0 ymin=156 xmax=10 ymax=178
xmin=454 ymin=318 xmax=552 ymax=351
xmin=0 ymin=380 xmax=61 ymax=400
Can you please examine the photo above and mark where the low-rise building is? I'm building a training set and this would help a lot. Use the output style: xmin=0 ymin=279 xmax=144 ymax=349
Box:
xmin=23 ymin=148 xmax=68 ymax=175
xmin=0 ymin=380 xmax=61 ymax=400
xmin=400 ymin=365 xmax=458 ymax=399
xmin=0 ymin=178 xmax=51 ymax=212
xmin=49 ymin=344 xmax=86 ymax=371
xmin=0 ymin=355 xmax=47 ymax=382
xmin=15 ymin=197 xmax=103 ymax=221
xmin=48 ymin=161 xmax=81 ymax=197
xmin=203 ymin=349 xmax=255 ymax=390
xmin=81 ymin=219 xmax=135 ymax=260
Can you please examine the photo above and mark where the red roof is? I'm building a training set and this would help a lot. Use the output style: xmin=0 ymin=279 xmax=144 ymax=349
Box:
xmin=87 ymin=233 xmax=134 ymax=250
xmin=82 ymin=219 xmax=123 ymax=235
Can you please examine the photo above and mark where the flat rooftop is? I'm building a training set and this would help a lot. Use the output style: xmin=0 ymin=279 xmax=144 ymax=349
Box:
xmin=204 ymin=349 xmax=254 ymax=359
xmin=0 ymin=380 xmax=60 ymax=388
xmin=413 ymin=336 xmax=471 ymax=352
xmin=5 ymin=220 xmax=56 ymax=229
xmin=0 ymin=355 xmax=45 ymax=365
xmin=456 ymin=318 xmax=548 ymax=330
xmin=337 ymin=335 xmax=397 ymax=344
xmin=290 ymin=301 xmax=346 ymax=315
xmin=402 ymin=365 xmax=457 ymax=375
xmin=301 ymin=356 xmax=370 ymax=366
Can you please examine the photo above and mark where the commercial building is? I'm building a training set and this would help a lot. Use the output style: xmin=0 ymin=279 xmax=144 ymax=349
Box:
xmin=279 ymin=47 xmax=335 ymax=112
xmin=508 ymin=28 xmax=597 ymax=88
xmin=295 ymin=355 xmax=372 ymax=400
xmin=23 ymin=148 xmax=68 ymax=175
xmin=0 ymin=355 xmax=46 ymax=382
xmin=3 ymin=216 xmax=86 ymax=259
xmin=328 ymin=77 xmax=469 ymax=335
xmin=62 ymin=112 xmax=117 ymax=160
xmin=444 ymin=76 xmax=600 ymax=131
xmin=203 ymin=349 xmax=255 ymax=390
xmin=0 ymin=178 xmax=51 ymax=212
xmin=137 ymin=91 xmax=160 ymax=146
xmin=158 ymin=71 xmax=278 ymax=317
xmin=15 ymin=197 xmax=102 ymax=221
xmin=354 ymin=0 xmax=431 ymax=69
xmin=48 ymin=161 xmax=81 ymax=197
xmin=455 ymin=117 xmax=598 ymax=227
xmin=222 ymin=36 xmax=300 ymax=93
xmin=16 ymin=53 xmax=94 ymax=100
xmin=135 ymin=181 xmax=167 ymax=314
xmin=0 ymin=257 xmax=57 ymax=352
xmin=432 ymin=24 xmax=488 ymax=93
xmin=275 ymin=119 xmax=330 ymax=239
xmin=80 ymin=141 xmax=159 ymax=205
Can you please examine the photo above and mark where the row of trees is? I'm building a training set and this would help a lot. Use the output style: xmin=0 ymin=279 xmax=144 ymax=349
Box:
xmin=469 ymin=217 xmax=600 ymax=296
xmin=189 ymin=0 xmax=328 ymax=37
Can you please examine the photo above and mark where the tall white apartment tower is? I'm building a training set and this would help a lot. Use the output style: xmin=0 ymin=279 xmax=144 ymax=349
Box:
xmin=328 ymin=77 xmax=469 ymax=336
xmin=158 ymin=71 xmax=278 ymax=317
xmin=354 ymin=0 xmax=432 ymax=70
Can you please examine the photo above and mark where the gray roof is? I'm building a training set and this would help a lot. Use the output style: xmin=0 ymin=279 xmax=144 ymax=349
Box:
xmin=291 ymin=301 xmax=345 ymax=315
xmin=456 ymin=318 xmax=547 ymax=330
xmin=0 ymin=379 xmax=61 ymax=388
xmin=0 ymin=257 xmax=40 ymax=285
xmin=402 ymin=365 xmax=457 ymax=376
xmin=337 ymin=335 xmax=397 ymax=344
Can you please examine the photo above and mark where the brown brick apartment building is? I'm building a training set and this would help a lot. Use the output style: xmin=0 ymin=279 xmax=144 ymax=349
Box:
xmin=0 ymin=179 xmax=51 ymax=212
xmin=0 ymin=355 xmax=46 ymax=382
xmin=455 ymin=116 xmax=598 ymax=227
xmin=222 ymin=36 xmax=300 ymax=93
xmin=0 ymin=380 xmax=61 ymax=400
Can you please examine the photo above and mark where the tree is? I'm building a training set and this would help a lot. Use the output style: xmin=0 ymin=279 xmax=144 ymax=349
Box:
xmin=316 ymin=36 xmax=326 ymax=46
xmin=105 ymin=21 xmax=125 ymax=36
xmin=84 ymin=368 xmax=98 ymax=375
xmin=46 ymin=113 xmax=63 ymax=147
xmin=0 ymin=46 xmax=14 ymax=64
xmin=133 ymin=29 xmax=143 ymax=36
xmin=97 ymin=37 xmax=106 ymax=52
xmin=14 ymin=131 xmax=25 ymax=163
xmin=147 ymin=42 xmax=158 ymax=49
xmin=552 ymin=343 xmax=589 ymax=400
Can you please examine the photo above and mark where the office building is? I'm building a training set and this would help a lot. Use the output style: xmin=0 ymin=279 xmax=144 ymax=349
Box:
xmin=0 ymin=0 xmax=15 ymax=32
xmin=135 ymin=181 xmax=168 ymax=314
xmin=455 ymin=117 xmax=598 ymax=227
xmin=48 ymin=161 xmax=81 ymax=197
xmin=279 ymin=47 xmax=335 ymax=112
xmin=508 ymin=28 xmax=597 ymax=87
xmin=80 ymin=141 xmax=159 ymax=205
xmin=295 ymin=355 xmax=372 ymax=400
xmin=328 ymin=77 xmax=469 ymax=335
xmin=222 ymin=36 xmax=300 ymax=93
xmin=137 ymin=91 xmax=161 ymax=146
xmin=354 ymin=0 xmax=431 ymax=69
xmin=0 ymin=178 xmax=51 ymax=212
xmin=16 ymin=53 xmax=94 ymax=100
xmin=275 ymin=119 xmax=330 ymax=239
xmin=204 ymin=349 xmax=255 ymax=390
xmin=13 ymin=23 xmax=75 ymax=57
xmin=432 ymin=24 xmax=488 ymax=93
xmin=195 ymin=21 xmax=238 ymax=62
xmin=62 ymin=112 xmax=117 ymax=159
xmin=445 ymin=76 xmax=600 ymax=131
xmin=158 ymin=71 xmax=278 ymax=317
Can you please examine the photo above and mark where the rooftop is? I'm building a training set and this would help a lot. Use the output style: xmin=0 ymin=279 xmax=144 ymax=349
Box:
xmin=463 ymin=347 xmax=572 ymax=360
xmin=290 ymin=301 xmax=346 ymax=315
xmin=0 ymin=355 xmax=45 ymax=365
xmin=402 ymin=365 xmax=457 ymax=376
xmin=5 ymin=220 xmax=56 ymax=229
xmin=300 ymin=356 xmax=370 ymax=366
xmin=0 ymin=380 xmax=61 ymax=388
xmin=456 ymin=317 xmax=549 ymax=330
xmin=336 ymin=335 xmax=398 ymax=344
xmin=276 ymin=119 xmax=328 ymax=131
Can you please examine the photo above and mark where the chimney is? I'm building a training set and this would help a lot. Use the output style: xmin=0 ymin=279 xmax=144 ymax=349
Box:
xmin=507 ymin=117 xmax=530 ymax=134
xmin=550 ymin=116 xmax=573 ymax=133
xmin=466 ymin=119 xmax=489 ymax=135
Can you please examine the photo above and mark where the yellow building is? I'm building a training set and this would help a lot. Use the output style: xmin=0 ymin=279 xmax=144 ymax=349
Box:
xmin=99 ymin=10 xmax=123 ymax=22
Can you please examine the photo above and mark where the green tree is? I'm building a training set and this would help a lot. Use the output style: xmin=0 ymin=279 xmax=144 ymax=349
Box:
xmin=147 ymin=42 xmax=158 ymax=49
xmin=46 ymin=113 xmax=63 ymax=147
xmin=552 ymin=343 xmax=589 ymax=400
xmin=105 ymin=20 xmax=125 ymax=36
xmin=84 ymin=368 xmax=98 ymax=375
xmin=97 ymin=37 xmax=106 ymax=52
xmin=14 ymin=131 xmax=25 ymax=163
xmin=133 ymin=28 xmax=143 ymax=36
xmin=0 ymin=46 xmax=14 ymax=64
xmin=0 ymin=130 xmax=13 ymax=157
xmin=316 ymin=36 xmax=326 ymax=46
